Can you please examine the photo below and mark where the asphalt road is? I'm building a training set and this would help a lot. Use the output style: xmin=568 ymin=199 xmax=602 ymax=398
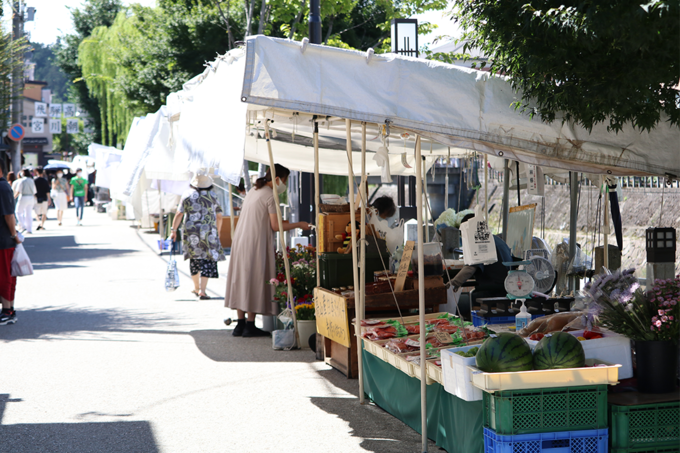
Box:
xmin=0 ymin=206 xmax=439 ymax=453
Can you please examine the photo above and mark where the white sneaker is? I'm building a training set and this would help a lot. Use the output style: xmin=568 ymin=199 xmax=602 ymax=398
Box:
xmin=76 ymin=220 xmax=81 ymax=226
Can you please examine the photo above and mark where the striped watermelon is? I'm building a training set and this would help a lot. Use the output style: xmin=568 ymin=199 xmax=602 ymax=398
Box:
xmin=475 ymin=332 xmax=533 ymax=373
xmin=533 ymin=332 xmax=586 ymax=370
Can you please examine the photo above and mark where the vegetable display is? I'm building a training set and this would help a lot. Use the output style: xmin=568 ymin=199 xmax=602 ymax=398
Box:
xmin=476 ymin=333 xmax=534 ymax=373
xmin=533 ymin=332 xmax=586 ymax=370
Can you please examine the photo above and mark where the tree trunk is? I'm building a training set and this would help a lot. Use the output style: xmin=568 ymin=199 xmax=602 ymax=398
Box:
xmin=257 ymin=0 xmax=267 ymax=35
xmin=324 ymin=16 xmax=334 ymax=44
xmin=214 ymin=0 xmax=234 ymax=50
xmin=245 ymin=0 xmax=256 ymax=36
xmin=288 ymin=0 xmax=306 ymax=39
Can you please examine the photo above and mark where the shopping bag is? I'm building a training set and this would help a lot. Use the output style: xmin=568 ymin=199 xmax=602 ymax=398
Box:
xmin=164 ymin=243 xmax=180 ymax=292
xmin=460 ymin=205 xmax=497 ymax=266
xmin=10 ymin=243 xmax=33 ymax=277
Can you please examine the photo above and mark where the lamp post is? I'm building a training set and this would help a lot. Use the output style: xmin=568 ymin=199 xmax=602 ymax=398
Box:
xmin=391 ymin=18 xmax=419 ymax=57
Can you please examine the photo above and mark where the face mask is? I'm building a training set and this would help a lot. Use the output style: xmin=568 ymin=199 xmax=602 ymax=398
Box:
xmin=275 ymin=179 xmax=287 ymax=195
xmin=56 ymin=173 xmax=62 ymax=178
xmin=76 ymin=172 xmax=82 ymax=177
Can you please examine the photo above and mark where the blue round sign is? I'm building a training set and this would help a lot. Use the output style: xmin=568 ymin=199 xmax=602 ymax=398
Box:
xmin=9 ymin=123 xmax=24 ymax=141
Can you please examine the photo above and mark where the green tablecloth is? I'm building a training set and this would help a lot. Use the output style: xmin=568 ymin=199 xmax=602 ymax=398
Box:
xmin=362 ymin=348 xmax=484 ymax=453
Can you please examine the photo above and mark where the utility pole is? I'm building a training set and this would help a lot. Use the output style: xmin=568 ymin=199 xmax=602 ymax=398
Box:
xmin=10 ymin=0 xmax=24 ymax=173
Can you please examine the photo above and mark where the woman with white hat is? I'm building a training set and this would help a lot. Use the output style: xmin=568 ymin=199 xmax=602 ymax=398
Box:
xmin=170 ymin=174 xmax=225 ymax=299
xmin=224 ymin=164 xmax=312 ymax=337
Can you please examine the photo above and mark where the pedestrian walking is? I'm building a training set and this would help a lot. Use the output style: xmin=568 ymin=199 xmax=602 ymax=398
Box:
xmin=70 ymin=168 xmax=88 ymax=226
xmin=33 ymin=167 xmax=51 ymax=231
xmin=224 ymin=164 xmax=312 ymax=337
xmin=12 ymin=169 xmax=36 ymax=234
xmin=170 ymin=174 xmax=225 ymax=300
xmin=51 ymin=171 xmax=69 ymax=226
xmin=0 ymin=159 xmax=21 ymax=325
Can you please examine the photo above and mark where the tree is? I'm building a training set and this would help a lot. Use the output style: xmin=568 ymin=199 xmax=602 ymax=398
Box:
xmin=0 ymin=25 xmax=30 ymax=130
xmin=30 ymin=43 xmax=69 ymax=102
xmin=54 ymin=0 xmax=123 ymax=145
xmin=454 ymin=0 xmax=679 ymax=132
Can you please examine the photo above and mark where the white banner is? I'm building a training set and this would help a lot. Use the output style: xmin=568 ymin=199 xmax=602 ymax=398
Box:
xmin=63 ymin=103 xmax=76 ymax=118
xmin=49 ymin=119 xmax=62 ymax=134
xmin=34 ymin=102 xmax=47 ymax=117
xmin=66 ymin=119 xmax=79 ymax=134
xmin=31 ymin=117 xmax=44 ymax=133
xmin=49 ymin=103 xmax=62 ymax=118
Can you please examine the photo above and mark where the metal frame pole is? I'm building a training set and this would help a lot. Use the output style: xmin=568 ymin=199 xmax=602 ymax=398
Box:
xmin=358 ymin=122 xmax=367 ymax=403
xmin=501 ymin=159 xmax=510 ymax=241
xmin=415 ymin=136 xmax=428 ymax=453
xmin=569 ymin=171 xmax=579 ymax=289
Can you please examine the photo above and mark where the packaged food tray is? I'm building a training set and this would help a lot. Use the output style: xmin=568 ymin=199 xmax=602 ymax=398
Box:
xmin=469 ymin=359 xmax=620 ymax=392
xmin=484 ymin=385 xmax=609 ymax=435
xmin=483 ymin=427 xmax=608 ymax=453
xmin=610 ymin=400 xmax=680 ymax=451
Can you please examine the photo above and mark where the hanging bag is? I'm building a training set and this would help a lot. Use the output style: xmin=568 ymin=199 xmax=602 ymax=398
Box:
xmin=460 ymin=205 xmax=497 ymax=266
xmin=164 ymin=242 xmax=180 ymax=292
xmin=11 ymin=241 xmax=34 ymax=277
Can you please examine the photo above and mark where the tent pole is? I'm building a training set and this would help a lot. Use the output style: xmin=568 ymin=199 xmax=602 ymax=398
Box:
xmin=423 ymin=158 xmax=430 ymax=243
xmin=501 ymin=159 xmax=510 ymax=241
xmin=569 ymin=172 xmax=578 ymax=290
xmin=358 ymin=121 xmax=367 ymax=404
xmin=345 ymin=119 xmax=363 ymax=401
xmin=484 ymin=154 xmax=488 ymax=223
xmin=445 ymin=148 xmax=450 ymax=211
xmin=228 ymin=183 xmax=235 ymax=240
xmin=414 ymin=135 xmax=428 ymax=453
xmin=264 ymin=120 xmax=300 ymax=348
xmin=314 ymin=121 xmax=320 ymax=288
xmin=158 ymin=188 xmax=164 ymax=240
xmin=603 ymin=183 xmax=610 ymax=270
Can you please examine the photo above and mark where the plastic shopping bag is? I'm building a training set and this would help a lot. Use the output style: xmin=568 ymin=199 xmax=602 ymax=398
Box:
xmin=460 ymin=205 xmax=497 ymax=266
xmin=165 ymin=251 xmax=180 ymax=292
xmin=10 ymin=243 xmax=33 ymax=277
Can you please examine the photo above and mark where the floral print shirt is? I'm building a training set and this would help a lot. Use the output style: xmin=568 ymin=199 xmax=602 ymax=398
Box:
xmin=178 ymin=188 xmax=225 ymax=262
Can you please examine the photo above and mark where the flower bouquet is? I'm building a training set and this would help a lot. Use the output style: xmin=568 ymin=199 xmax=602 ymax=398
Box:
xmin=270 ymin=245 xmax=317 ymax=312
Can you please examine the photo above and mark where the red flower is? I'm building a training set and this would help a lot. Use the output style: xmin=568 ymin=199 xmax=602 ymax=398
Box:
xmin=277 ymin=273 xmax=285 ymax=282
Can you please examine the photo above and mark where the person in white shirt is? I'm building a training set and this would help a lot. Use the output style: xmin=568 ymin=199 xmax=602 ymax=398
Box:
xmin=12 ymin=169 xmax=37 ymax=234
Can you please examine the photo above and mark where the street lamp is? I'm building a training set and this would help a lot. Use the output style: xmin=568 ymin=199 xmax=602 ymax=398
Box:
xmin=391 ymin=19 xmax=419 ymax=57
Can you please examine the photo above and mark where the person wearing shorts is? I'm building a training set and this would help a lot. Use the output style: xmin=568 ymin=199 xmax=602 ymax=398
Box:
xmin=33 ymin=167 xmax=51 ymax=231
xmin=51 ymin=171 xmax=69 ymax=226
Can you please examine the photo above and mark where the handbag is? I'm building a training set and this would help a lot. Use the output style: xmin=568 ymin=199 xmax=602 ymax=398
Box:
xmin=164 ymin=243 xmax=180 ymax=292
xmin=11 ymin=243 xmax=34 ymax=277
xmin=460 ymin=205 xmax=498 ymax=266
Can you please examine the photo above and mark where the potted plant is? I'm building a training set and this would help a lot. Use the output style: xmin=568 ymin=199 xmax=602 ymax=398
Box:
xmin=270 ymin=245 xmax=316 ymax=312
xmin=584 ymin=269 xmax=679 ymax=393
xmin=295 ymin=301 xmax=317 ymax=349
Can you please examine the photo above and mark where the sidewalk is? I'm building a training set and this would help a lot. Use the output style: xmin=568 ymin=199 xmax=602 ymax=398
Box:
xmin=0 ymin=206 xmax=437 ymax=453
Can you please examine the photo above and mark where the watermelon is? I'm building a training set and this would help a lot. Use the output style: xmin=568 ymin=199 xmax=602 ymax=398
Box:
xmin=475 ymin=332 xmax=533 ymax=373
xmin=533 ymin=332 xmax=586 ymax=370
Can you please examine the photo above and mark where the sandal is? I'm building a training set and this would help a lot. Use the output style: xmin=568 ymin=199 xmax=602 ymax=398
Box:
xmin=191 ymin=290 xmax=200 ymax=297
xmin=199 ymin=294 xmax=211 ymax=300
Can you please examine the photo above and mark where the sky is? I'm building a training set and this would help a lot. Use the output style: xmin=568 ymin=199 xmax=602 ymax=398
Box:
xmin=9 ymin=0 xmax=459 ymax=48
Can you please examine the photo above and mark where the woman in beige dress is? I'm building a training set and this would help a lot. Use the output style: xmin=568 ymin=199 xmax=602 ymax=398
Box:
xmin=224 ymin=164 xmax=312 ymax=337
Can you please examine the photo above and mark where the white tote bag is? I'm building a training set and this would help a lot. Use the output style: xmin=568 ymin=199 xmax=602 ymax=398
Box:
xmin=11 ymin=243 xmax=34 ymax=277
xmin=460 ymin=205 xmax=498 ymax=266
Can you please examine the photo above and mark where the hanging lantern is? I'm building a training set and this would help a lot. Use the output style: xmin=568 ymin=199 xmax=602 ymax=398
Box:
xmin=390 ymin=19 xmax=419 ymax=58
xmin=646 ymin=227 xmax=676 ymax=263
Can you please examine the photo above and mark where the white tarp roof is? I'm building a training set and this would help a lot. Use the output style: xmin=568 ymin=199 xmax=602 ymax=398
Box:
xmin=88 ymin=143 xmax=123 ymax=189
xmin=240 ymin=36 xmax=680 ymax=178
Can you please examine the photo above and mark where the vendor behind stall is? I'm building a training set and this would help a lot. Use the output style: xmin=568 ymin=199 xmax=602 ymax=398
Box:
xmin=451 ymin=213 xmax=513 ymax=305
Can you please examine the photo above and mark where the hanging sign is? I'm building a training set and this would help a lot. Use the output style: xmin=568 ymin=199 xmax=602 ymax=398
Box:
xmin=34 ymin=102 xmax=47 ymax=117
xmin=31 ymin=117 xmax=44 ymax=133
xmin=66 ymin=119 xmax=79 ymax=134
xmin=63 ymin=104 xmax=76 ymax=117
xmin=49 ymin=104 xmax=62 ymax=118
xmin=8 ymin=124 xmax=24 ymax=141
xmin=527 ymin=165 xmax=545 ymax=196
xmin=394 ymin=240 xmax=415 ymax=292
xmin=49 ymin=119 xmax=62 ymax=134
xmin=83 ymin=118 xmax=94 ymax=134
xmin=314 ymin=288 xmax=350 ymax=348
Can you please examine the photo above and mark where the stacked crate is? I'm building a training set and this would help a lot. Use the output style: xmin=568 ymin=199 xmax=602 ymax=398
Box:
xmin=608 ymin=395 xmax=679 ymax=453
xmin=482 ymin=385 xmax=610 ymax=453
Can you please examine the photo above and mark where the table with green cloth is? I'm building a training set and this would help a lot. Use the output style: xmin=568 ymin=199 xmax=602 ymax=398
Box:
xmin=362 ymin=346 xmax=484 ymax=453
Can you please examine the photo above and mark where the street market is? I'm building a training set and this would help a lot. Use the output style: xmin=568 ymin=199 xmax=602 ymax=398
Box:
xmin=1 ymin=2 xmax=679 ymax=451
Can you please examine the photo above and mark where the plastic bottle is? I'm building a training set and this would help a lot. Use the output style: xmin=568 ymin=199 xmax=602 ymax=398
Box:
xmin=515 ymin=299 xmax=531 ymax=331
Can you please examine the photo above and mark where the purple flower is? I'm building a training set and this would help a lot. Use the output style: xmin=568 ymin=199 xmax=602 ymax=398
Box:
xmin=662 ymin=316 xmax=668 ymax=322
xmin=655 ymin=320 xmax=662 ymax=327
xmin=658 ymin=309 xmax=665 ymax=316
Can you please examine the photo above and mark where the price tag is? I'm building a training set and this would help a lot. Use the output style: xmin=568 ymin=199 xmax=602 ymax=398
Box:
xmin=394 ymin=241 xmax=415 ymax=292
xmin=489 ymin=334 xmax=497 ymax=338
xmin=363 ymin=319 xmax=382 ymax=325
xmin=405 ymin=339 xmax=421 ymax=348
xmin=434 ymin=331 xmax=454 ymax=344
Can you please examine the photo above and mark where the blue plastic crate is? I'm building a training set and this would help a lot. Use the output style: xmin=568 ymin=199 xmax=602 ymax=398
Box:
xmin=484 ymin=427 xmax=608 ymax=453
xmin=472 ymin=311 xmax=545 ymax=327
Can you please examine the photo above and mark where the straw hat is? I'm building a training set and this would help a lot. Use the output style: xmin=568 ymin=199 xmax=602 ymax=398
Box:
xmin=191 ymin=174 xmax=213 ymax=189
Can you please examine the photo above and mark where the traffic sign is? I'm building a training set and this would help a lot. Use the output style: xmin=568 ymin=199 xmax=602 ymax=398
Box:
xmin=8 ymin=123 xmax=24 ymax=141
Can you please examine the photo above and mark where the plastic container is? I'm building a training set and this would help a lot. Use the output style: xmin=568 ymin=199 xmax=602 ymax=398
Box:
xmin=526 ymin=329 xmax=633 ymax=379
xmin=319 ymin=252 xmax=389 ymax=289
xmin=514 ymin=300 xmax=531 ymax=331
xmin=609 ymin=401 xmax=680 ymax=451
xmin=611 ymin=446 xmax=680 ymax=453
xmin=469 ymin=359 xmax=621 ymax=392
xmin=472 ymin=310 xmax=544 ymax=327
xmin=441 ymin=345 xmax=484 ymax=401
xmin=484 ymin=385 xmax=609 ymax=435
xmin=410 ymin=242 xmax=443 ymax=276
xmin=483 ymin=427 xmax=608 ymax=453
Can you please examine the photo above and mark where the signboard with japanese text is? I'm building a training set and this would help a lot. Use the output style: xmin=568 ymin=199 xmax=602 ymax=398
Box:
xmin=49 ymin=119 xmax=62 ymax=134
xmin=63 ymin=104 xmax=76 ymax=118
xmin=314 ymin=288 xmax=350 ymax=348
xmin=35 ymin=102 xmax=47 ymax=117
xmin=31 ymin=117 xmax=44 ymax=133
xmin=49 ymin=104 xmax=62 ymax=118
xmin=66 ymin=119 xmax=79 ymax=134
xmin=83 ymin=118 xmax=94 ymax=134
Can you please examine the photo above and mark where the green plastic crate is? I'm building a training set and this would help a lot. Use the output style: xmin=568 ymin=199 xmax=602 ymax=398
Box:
xmin=483 ymin=385 xmax=609 ymax=435
xmin=610 ymin=401 xmax=680 ymax=451
xmin=611 ymin=446 xmax=680 ymax=453
xmin=319 ymin=252 xmax=390 ymax=290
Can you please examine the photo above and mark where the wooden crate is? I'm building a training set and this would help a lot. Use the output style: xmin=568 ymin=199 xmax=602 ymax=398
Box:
xmin=318 ymin=212 xmax=354 ymax=253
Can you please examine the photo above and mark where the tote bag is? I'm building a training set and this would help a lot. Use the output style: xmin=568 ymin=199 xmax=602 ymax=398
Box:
xmin=460 ymin=205 xmax=497 ymax=266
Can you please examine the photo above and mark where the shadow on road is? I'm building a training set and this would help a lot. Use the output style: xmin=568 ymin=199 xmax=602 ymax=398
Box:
xmin=0 ymin=306 xmax=179 ymax=342
xmin=309 ymin=370 xmax=440 ymax=453
xmin=1 ymin=393 xmax=159 ymax=453
xmin=23 ymin=235 xmax=137 ymax=265
xmin=189 ymin=329 xmax=318 ymax=363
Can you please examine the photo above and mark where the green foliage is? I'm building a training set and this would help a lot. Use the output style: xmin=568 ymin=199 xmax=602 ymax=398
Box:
xmin=455 ymin=0 xmax=680 ymax=132
xmin=30 ymin=43 xmax=69 ymax=102
xmin=0 ymin=25 xmax=30 ymax=129
xmin=322 ymin=175 xmax=348 ymax=196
